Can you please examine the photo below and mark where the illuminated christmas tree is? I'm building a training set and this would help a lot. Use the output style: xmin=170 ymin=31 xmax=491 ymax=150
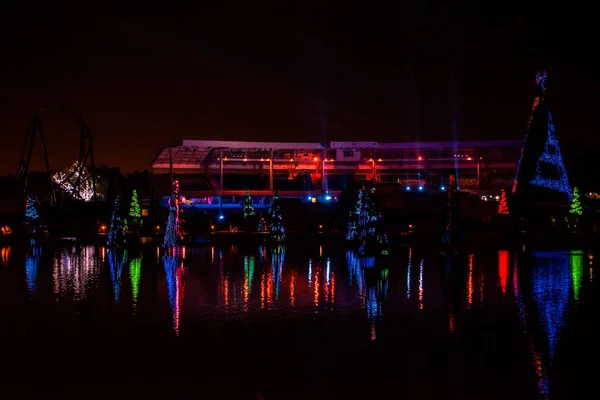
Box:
xmin=163 ymin=180 xmax=185 ymax=247
xmin=347 ymin=184 xmax=386 ymax=256
xmin=268 ymin=197 xmax=285 ymax=242
xmin=498 ymin=189 xmax=509 ymax=215
xmin=243 ymin=190 xmax=255 ymax=218
xmin=129 ymin=189 xmax=141 ymax=222
xmin=569 ymin=187 xmax=583 ymax=216
xmin=512 ymin=71 xmax=571 ymax=203
xmin=24 ymin=195 xmax=39 ymax=222
xmin=107 ymin=196 xmax=126 ymax=247
xmin=258 ymin=214 xmax=268 ymax=232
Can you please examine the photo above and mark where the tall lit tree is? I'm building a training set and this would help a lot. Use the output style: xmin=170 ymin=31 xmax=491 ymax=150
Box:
xmin=129 ymin=189 xmax=142 ymax=223
xmin=570 ymin=187 xmax=583 ymax=216
xmin=243 ymin=190 xmax=255 ymax=218
xmin=498 ymin=189 xmax=509 ymax=215
xmin=163 ymin=180 xmax=185 ymax=247
xmin=268 ymin=197 xmax=285 ymax=242
xmin=512 ymin=71 xmax=571 ymax=205
xmin=346 ymin=185 xmax=387 ymax=256
xmin=107 ymin=196 xmax=126 ymax=247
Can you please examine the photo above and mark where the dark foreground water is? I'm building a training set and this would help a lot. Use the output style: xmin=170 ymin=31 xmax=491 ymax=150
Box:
xmin=0 ymin=242 xmax=598 ymax=399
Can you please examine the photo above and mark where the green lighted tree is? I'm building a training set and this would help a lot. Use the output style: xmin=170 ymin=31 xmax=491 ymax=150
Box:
xmin=570 ymin=187 xmax=583 ymax=216
xmin=129 ymin=189 xmax=142 ymax=222
xmin=243 ymin=190 xmax=255 ymax=218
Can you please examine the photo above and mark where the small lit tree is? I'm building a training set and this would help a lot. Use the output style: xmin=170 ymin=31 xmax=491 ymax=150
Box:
xmin=498 ymin=189 xmax=509 ymax=215
xmin=570 ymin=187 xmax=583 ymax=216
xmin=243 ymin=190 xmax=255 ymax=218
xmin=129 ymin=189 xmax=142 ymax=223
xmin=107 ymin=196 xmax=126 ymax=247
xmin=25 ymin=195 xmax=39 ymax=222
xmin=24 ymin=195 xmax=40 ymax=235
xmin=258 ymin=214 xmax=268 ymax=232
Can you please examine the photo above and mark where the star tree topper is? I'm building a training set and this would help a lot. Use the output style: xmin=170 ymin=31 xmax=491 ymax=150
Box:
xmin=536 ymin=70 xmax=548 ymax=94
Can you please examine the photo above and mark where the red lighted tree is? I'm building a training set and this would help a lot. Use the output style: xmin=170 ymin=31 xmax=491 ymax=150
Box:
xmin=498 ymin=189 xmax=509 ymax=215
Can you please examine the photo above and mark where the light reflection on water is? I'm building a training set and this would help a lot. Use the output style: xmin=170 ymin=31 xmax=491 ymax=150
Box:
xmin=511 ymin=250 xmax=591 ymax=400
xmin=53 ymin=246 xmax=102 ymax=301
xmin=0 ymin=243 xmax=594 ymax=397
xmin=25 ymin=246 xmax=41 ymax=298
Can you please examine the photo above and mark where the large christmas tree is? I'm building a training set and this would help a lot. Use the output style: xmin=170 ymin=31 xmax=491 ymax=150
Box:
xmin=512 ymin=71 xmax=571 ymax=205
xmin=129 ymin=189 xmax=142 ymax=222
xmin=107 ymin=196 xmax=126 ymax=247
xmin=569 ymin=187 xmax=583 ymax=216
xmin=163 ymin=180 xmax=185 ymax=247
xmin=243 ymin=190 xmax=255 ymax=218
xmin=268 ymin=196 xmax=285 ymax=242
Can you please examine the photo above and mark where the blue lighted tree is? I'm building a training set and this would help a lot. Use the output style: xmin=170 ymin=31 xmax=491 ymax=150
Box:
xmin=107 ymin=196 xmax=126 ymax=247
xmin=24 ymin=195 xmax=39 ymax=222
xmin=163 ymin=180 xmax=185 ymax=247
xmin=513 ymin=71 xmax=571 ymax=202
xmin=346 ymin=184 xmax=387 ymax=256
xmin=24 ymin=195 xmax=40 ymax=235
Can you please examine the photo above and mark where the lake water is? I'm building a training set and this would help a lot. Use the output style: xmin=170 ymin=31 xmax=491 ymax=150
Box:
xmin=0 ymin=243 xmax=597 ymax=399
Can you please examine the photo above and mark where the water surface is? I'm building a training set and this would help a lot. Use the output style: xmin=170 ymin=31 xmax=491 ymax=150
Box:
xmin=0 ymin=243 xmax=597 ymax=399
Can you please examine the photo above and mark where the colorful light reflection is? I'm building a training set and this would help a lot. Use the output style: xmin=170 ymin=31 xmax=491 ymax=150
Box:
xmin=498 ymin=250 xmax=509 ymax=295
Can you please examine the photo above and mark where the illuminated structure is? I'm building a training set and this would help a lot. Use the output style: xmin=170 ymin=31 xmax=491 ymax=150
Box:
xmin=151 ymin=139 xmax=521 ymax=204
xmin=513 ymin=71 xmax=571 ymax=204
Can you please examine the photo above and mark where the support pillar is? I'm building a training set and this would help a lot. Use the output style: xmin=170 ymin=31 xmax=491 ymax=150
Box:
xmin=321 ymin=150 xmax=327 ymax=192
xmin=372 ymin=161 xmax=376 ymax=182
xmin=219 ymin=149 xmax=224 ymax=193
xmin=269 ymin=149 xmax=274 ymax=192
xmin=477 ymin=159 xmax=481 ymax=189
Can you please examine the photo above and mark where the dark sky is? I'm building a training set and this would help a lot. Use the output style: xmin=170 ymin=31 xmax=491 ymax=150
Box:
xmin=0 ymin=2 xmax=597 ymax=174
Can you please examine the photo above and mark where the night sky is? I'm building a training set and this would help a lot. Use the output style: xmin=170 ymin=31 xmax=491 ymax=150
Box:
xmin=0 ymin=2 xmax=597 ymax=175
